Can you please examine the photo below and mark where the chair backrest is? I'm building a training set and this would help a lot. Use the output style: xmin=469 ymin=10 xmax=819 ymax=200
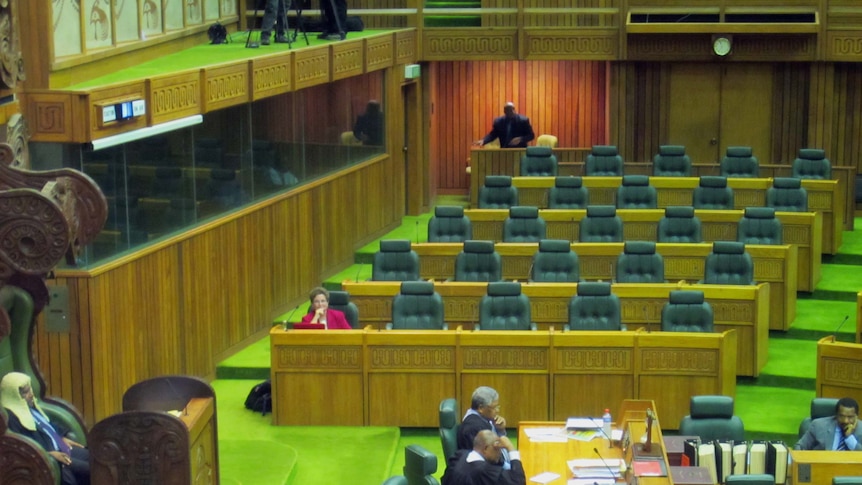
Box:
xmin=678 ymin=395 xmax=745 ymax=442
xmin=454 ymin=240 xmax=502 ymax=282
xmin=194 ymin=138 xmax=224 ymax=167
xmin=834 ymin=478 xmax=862 ymax=485
xmin=206 ymin=168 xmax=244 ymax=209
xmin=616 ymin=175 xmax=657 ymax=209
xmin=531 ymin=239 xmax=579 ymax=283
xmin=693 ymin=176 xmax=734 ymax=210
xmin=548 ymin=176 xmax=589 ymax=209
xmin=391 ymin=281 xmax=445 ymax=330
xmin=439 ymin=398 xmax=460 ymax=461
xmin=536 ymin=134 xmax=558 ymax=147
xmin=328 ymin=291 xmax=360 ymax=328
xmin=661 ymin=290 xmax=714 ymax=332
xmin=152 ymin=166 xmax=185 ymax=197
xmin=585 ymin=145 xmax=623 ymax=176
xmin=658 ymin=206 xmax=702 ymax=243
xmin=503 ymin=206 xmax=546 ymax=242
xmin=568 ymin=282 xmax=621 ymax=330
xmin=653 ymin=145 xmax=692 ymax=176
xmin=428 ymin=205 xmax=472 ymax=242
xmin=478 ymin=282 xmax=532 ymax=330
xmin=520 ymin=146 xmax=558 ymax=176
xmin=704 ymin=241 xmax=754 ymax=285
xmin=738 ymin=207 xmax=783 ymax=245
xmin=798 ymin=397 xmax=839 ymax=439
xmin=382 ymin=477 xmax=409 ymax=485
xmin=403 ymin=444 xmax=440 ymax=485
xmin=720 ymin=146 xmax=759 ymax=178
xmin=616 ymin=241 xmax=664 ymax=283
xmin=792 ymin=148 xmax=831 ymax=180
xmin=766 ymin=177 xmax=808 ymax=212
xmin=479 ymin=175 xmax=518 ymax=208
xmin=579 ymin=205 xmax=623 ymax=242
xmin=726 ymin=475 xmax=776 ymax=485
xmin=372 ymin=239 xmax=420 ymax=281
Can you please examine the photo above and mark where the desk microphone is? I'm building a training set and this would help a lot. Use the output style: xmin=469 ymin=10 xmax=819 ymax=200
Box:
xmin=354 ymin=263 xmax=366 ymax=282
xmin=281 ymin=305 xmax=301 ymax=330
xmin=593 ymin=447 xmax=618 ymax=481
xmin=591 ymin=418 xmax=614 ymax=448
xmin=415 ymin=220 xmax=420 ymax=244
xmin=835 ymin=315 xmax=850 ymax=340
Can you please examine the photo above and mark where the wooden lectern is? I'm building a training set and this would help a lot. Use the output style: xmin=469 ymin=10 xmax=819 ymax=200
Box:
xmin=789 ymin=450 xmax=862 ymax=484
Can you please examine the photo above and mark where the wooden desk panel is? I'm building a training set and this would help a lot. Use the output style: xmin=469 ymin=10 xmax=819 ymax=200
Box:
xmin=815 ymin=336 xmax=862 ymax=405
xmin=463 ymin=208 xmax=819 ymax=294
xmin=342 ymin=281 xmax=764 ymax=377
xmin=789 ymin=450 xmax=862 ymax=485
xmin=413 ymin=241 xmax=796 ymax=332
xmin=269 ymin=328 xmax=736 ymax=428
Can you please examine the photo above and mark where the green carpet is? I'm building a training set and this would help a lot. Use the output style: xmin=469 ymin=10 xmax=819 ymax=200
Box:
xmin=214 ymin=205 xmax=862 ymax=484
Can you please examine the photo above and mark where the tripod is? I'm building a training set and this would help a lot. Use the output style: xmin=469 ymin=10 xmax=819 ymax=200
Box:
xmin=246 ymin=0 xmax=297 ymax=48
xmin=287 ymin=0 xmax=310 ymax=46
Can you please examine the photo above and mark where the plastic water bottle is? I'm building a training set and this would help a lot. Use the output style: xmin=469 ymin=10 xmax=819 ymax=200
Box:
xmin=602 ymin=408 xmax=612 ymax=438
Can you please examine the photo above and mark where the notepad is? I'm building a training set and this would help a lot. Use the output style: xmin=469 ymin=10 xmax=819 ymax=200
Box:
xmin=633 ymin=460 xmax=665 ymax=477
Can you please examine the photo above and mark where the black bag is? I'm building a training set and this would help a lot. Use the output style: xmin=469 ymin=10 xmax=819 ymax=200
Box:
xmin=244 ymin=379 xmax=272 ymax=415
xmin=208 ymin=22 xmax=229 ymax=44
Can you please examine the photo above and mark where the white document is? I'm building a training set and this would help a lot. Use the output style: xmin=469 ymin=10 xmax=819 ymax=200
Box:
xmin=530 ymin=471 xmax=561 ymax=483
xmin=565 ymin=417 xmax=602 ymax=429
xmin=567 ymin=458 xmax=623 ymax=478
xmin=568 ymin=480 xmax=614 ymax=485
xmin=524 ymin=427 xmax=568 ymax=442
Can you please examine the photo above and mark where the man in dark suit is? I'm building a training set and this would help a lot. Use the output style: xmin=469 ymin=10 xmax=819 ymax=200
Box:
xmin=475 ymin=102 xmax=535 ymax=148
xmin=795 ymin=397 xmax=862 ymax=450
xmin=443 ymin=430 xmax=526 ymax=485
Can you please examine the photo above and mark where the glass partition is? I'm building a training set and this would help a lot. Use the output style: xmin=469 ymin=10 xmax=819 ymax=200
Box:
xmin=29 ymin=70 xmax=385 ymax=267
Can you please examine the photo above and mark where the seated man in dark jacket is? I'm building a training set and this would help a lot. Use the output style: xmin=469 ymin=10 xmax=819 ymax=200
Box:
xmin=443 ymin=429 xmax=525 ymax=485
xmin=1 ymin=372 xmax=90 ymax=485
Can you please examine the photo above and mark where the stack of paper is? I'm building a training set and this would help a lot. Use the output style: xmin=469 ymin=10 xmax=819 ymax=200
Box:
xmin=565 ymin=417 xmax=602 ymax=429
xmin=566 ymin=458 xmax=623 ymax=479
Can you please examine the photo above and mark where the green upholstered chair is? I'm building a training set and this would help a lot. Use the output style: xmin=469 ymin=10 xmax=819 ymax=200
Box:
xmin=454 ymin=240 xmax=502 ymax=282
xmin=389 ymin=281 xmax=446 ymax=330
xmin=661 ymin=290 xmax=714 ymax=333
xmin=703 ymin=241 xmax=754 ymax=285
xmin=720 ymin=146 xmax=760 ymax=178
xmin=0 ymin=285 xmax=87 ymax=445
xmin=766 ymin=177 xmax=808 ymax=212
xmin=798 ymin=397 xmax=839 ymax=439
xmin=678 ymin=395 xmax=745 ymax=442
xmin=548 ymin=176 xmax=589 ymax=209
xmin=653 ymin=145 xmax=692 ymax=176
xmin=439 ymin=398 xmax=460 ymax=461
xmin=616 ymin=241 xmax=665 ymax=283
xmin=503 ymin=206 xmax=546 ymax=243
xmin=478 ymin=175 xmax=518 ymax=209
xmin=693 ymin=176 xmax=734 ymax=210
xmin=520 ymin=146 xmax=558 ymax=176
xmin=738 ymin=207 xmax=783 ymax=245
xmin=658 ymin=206 xmax=702 ymax=243
xmin=328 ymin=290 xmax=360 ymax=328
xmin=477 ymin=282 xmax=535 ymax=331
xmin=428 ymin=206 xmax=472 ymax=242
xmin=579 ymin=205 xmax=623 ymax=242
xmin=567 ymin=282 xmax=622 ymax=331
xmin=372 ymin=239 xmax=420 ymax=281
xmin=792 ymin=148 xmax=831 ymax=180
xmin=193 ymin=138 xmax=224 ymax=168
xmin=616 ymin=175 xmax=657 ymax=209
xmin=726 ymin=475 xmax=775 ymax=485
xmin=382 ymin=477 xmax=409 ymax=485
xmin=403 ymin=444 xmax=441 ymax=485
xmin=833 ymin=478 xmax=862 ymax=485
xmin=530 ymin=239 xmax=579 ymax=283
xmin=585 ymin=145 xmax=623 ymax=176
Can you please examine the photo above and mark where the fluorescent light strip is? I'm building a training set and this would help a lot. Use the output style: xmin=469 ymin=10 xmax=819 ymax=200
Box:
xmin=90 ymin=115 xmax=204 ymax=151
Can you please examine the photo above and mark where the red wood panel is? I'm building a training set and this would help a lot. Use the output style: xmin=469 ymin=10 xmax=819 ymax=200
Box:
xmin=431 ymin=60 xmax=609 ymax=192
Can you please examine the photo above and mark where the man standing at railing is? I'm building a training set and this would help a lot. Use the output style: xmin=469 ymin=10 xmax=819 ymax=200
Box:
xmin=474 ymin=102 xmax=535 ymax=148
xmin=319 ymin=0 xmax=348 ymax=40
xmin=260 ymin=0 xmax=290 ymax=45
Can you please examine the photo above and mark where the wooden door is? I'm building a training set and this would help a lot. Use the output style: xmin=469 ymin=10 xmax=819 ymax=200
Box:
xmin=668 ymin=63 xmax=774 ymax=165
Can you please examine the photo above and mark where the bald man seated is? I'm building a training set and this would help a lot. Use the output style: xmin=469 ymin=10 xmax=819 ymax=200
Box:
xmin=442 ymin=430 xmax=526 ymax=485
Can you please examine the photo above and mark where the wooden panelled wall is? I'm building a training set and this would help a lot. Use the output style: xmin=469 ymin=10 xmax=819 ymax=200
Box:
xmin=33 ymin=154 xmax=403 ymax=424
xmin=430 ymin=60 xmax=609 ymax=192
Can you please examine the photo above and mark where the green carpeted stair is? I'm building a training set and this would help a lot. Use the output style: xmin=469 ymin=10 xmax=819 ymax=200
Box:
xmin=215 ymin=204 xmax=862 ymax=484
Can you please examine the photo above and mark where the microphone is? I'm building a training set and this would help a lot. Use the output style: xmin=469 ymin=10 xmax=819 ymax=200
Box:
xmin=526 ymin=260 xmax=534 ymax=282
xmin=591 ymin=417 xmax=614 ymax=448
xmin=593 ymin=447 xmax=619 ymax=481
xmin=281 ymin=305 xmax=301 ymax=330
xmin=354 ymin=262 xmax=366 ymax=282
xmin=835 ymin=315 xmax=850 ymax=340
xmin=415 ymin=220 xmax=420 ymax=244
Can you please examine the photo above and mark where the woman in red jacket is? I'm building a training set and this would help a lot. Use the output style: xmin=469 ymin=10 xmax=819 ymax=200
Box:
xmin=300 ymin=287 xmax=352 ymax=329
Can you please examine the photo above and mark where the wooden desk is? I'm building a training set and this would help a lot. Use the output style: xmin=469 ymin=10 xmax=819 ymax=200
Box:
xmin=462 ymin=207 xmax=819 ymax=295
xmin=343 ymin=280 xmax=764 ymax=377
xmin=788 ymin=450 xmax=862 ymax=484
xmin=269 ymin=328 xmax=736 ymax=427
xmin=519 ymin=415 xmax=672 ymax=484
xmin=815 ymin=335 xmax=862 ymax=405
xmin=412 ymin=241 xmax=797 ymax=331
